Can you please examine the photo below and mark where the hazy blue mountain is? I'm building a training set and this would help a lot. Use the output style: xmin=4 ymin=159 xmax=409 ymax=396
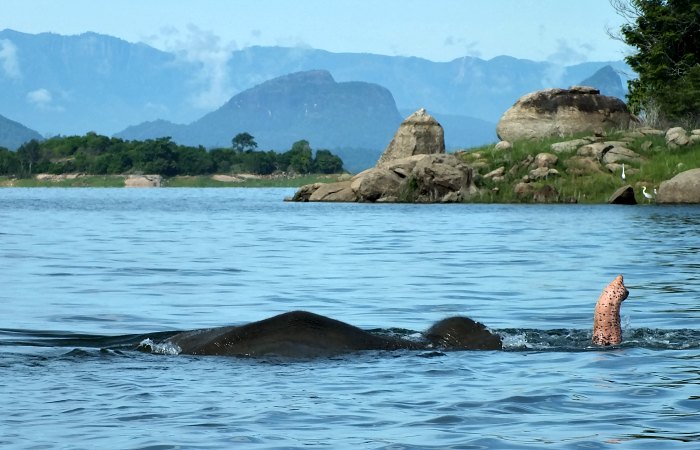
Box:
xmin=578 ymin=65 xmax=626 ymax=99
xmin=0 ymin=29 xmax=201 ymax=136
xmin=117 ymin=70 xmax=404 ymax=171
xmin=223 ymin=47 xmax=632 ymax=123
xmin=117 ymin=119 xmax=188 ymax=142
xmin=0 ymin=29 xmax=632 ymax=169
xmin=0 ymin=113 xmax=42 ymax=150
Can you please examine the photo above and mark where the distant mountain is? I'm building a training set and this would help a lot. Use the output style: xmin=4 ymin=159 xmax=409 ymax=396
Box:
xmin=0 ymin=29 xmax=633 ymax=165
xmin=0 ymin=113 xmax=42 ymax=150
xmin=0 ymin=29 xmax=200 ymax=136
xmin=117 ymin=119 xmax=187 ymax=142
xmin=579 ymin=65 xmax=626 ymax=100
xmin=222 ymin=47 xmax=632 ymax=123
xmin=117 ymin=70 xmax=405 ymax=171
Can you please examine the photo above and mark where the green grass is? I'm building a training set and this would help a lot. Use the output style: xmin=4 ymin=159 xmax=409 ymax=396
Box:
xmin=459 ymin=131 xmax=700 ymax=203
xmin=164 ymin=174 xmax=346 ymax=188
xmin=1 ymin=175 xmax=126 ymax=187
xmin=1 ymin=174 xmax=348 ymax=188
xmin=4 ymin=133 xmax=699 ymax=204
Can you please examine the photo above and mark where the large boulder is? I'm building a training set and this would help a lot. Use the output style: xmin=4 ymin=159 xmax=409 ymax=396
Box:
xmin=409 ymin=154 xmax=475 ymax=202
xmin=351 ymin=167 xmax=404 ymax=202
xmin=377 ymin=108 xmax=444 ymax=166
xmin=290 ymin=108 xmax=475 ymax=203
xmin=309 ymin=181 xmax=356 ymax=202
xmin=656 ymin=168 xmax=700 ymax=203
xmin=666 ymin=127 xmax=690 ymax=148
xmin=608 ymin=185 xmax=637 ymax=205
xmin=496 ymin=86 xmax=631 ymax=142
xmin=125 ymin=174 xmax=162 ymax=187
xmin=290 ymin=153 xmax=475 ymax=203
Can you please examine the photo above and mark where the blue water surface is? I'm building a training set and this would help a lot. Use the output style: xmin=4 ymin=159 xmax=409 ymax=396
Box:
xmin=1 ymin=188 xmax=699 ymax=449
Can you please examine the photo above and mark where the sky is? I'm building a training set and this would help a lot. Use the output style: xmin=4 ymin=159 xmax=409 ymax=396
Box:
xmin=1 ymin=0 xmax=631 ymax=64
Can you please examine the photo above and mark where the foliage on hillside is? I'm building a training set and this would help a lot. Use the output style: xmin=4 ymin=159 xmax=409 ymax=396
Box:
xmin=612 ymin=0 xmax=700 ymax=126
xmin=0 ymin=133 xmax=344 ymax=178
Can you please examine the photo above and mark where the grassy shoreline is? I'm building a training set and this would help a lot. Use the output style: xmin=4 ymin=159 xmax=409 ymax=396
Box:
xmin=3 ymin=129 xmax=699 ymax=205
xmin=0 ymin=173 xmax=347 ymax=188
xmin=457 ymin=130 xmax=700 ymax=204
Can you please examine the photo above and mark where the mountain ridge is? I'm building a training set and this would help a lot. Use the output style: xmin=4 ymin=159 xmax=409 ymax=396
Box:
xmin=0 ymin=29 xmax=631 ymax=169
xmin=0 ymin=113 xmax=43 ymax=150
xmin=116 ymin=70 xmax=406 ymax=171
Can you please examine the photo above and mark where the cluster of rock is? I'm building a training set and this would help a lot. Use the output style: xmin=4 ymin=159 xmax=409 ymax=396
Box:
xmin=474 ymin=149 xmax=567 ymax=202
xmin=35 ymin=173 xmax=85 ymax=182
xmin=125 ymin=174 xmax=162 ymax=187
xmin=290 ymin=109 xmax=476 ymax=203
xmin=607 ymin=127 xmax=700 ymax=204
xmin=657 ymin=168 xmax=700 ymax=203
xmin=663 ymin=127 xmax=700 ymax=148
xmin=489 ymin=86 xmax=700 ymax=204
xmin=475 ymin=123 xmax=700 ymax=204
xmin=496 ymin=86 xmax=632 ymax=142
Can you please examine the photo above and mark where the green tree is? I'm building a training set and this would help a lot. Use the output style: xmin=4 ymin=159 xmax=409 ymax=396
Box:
xmin=0 ymin=147 xmax=20 ymax=175
xmin=284 ymin=140 xmax=313 ymax=174
xmin=16 ymin=139 xmax=42 ymax=175
xmin=210 ymin=148 xmax=237 ymax=173
xmin=611 ymin=0 xmax=700 ymax=124
xmin=239 ymin=150 xmax=276 ymax=175
xmin=175 ymin=146 xmax=213 ymax=175
xmin=312 ymin=149 xmax=344 ymax=174
xmin=131 ymin=137 xmax=178 ymax=176
xmin=232 ymin=132 xmax=258 ymax=152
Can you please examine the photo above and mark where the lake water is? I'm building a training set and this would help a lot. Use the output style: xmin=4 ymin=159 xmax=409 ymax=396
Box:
xmin=1 ymin=188 xmax=699 ymax=449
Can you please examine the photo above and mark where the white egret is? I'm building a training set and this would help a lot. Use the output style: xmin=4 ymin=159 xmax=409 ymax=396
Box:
xmin=621 ymin=163 xmax=626 ymax=180
xmin=642 ymin=186 xmax=654 ymax=202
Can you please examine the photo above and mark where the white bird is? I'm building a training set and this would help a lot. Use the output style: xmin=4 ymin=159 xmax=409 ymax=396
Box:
xmin=621 ymin=163 xmax=626 ymax=181
xmin=642 ymin=186 xmax=654 ymax=202
xmin=654 ymin=188 xmax=658 ymax=196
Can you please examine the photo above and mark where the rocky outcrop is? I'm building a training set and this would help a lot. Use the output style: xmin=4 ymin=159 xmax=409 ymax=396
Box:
xmin=608 ymin=185 xmax=637 ymax=205
xmin=666 ymin=127 xmax=691 ymax=149
xmin=376 ymin=108 xmax=444 ymax=166
xmin=291 ymin=153 xmax=475 ymax=203
xmin=125 ymin=174 xmax=162 ymax=187
xmin=494 ymin=140 xmax=512 ymax=151
xmin=290 ymin=109 xmax=475 ymax=203
xmin=496 ymin=86 xmax=631 ymax=142
xmin=656 ymin=168 xmax=700 ymax=203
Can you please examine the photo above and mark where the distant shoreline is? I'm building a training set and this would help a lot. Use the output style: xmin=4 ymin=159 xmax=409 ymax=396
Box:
xmin=0 ymin=173 xmax=348 ymax=188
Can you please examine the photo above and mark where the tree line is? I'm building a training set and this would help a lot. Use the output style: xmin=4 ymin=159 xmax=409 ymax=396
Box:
xmin=0 ymin=132 xmax=344 ymax=177
xmin=611 ymin=0 xmax=699 ymax=126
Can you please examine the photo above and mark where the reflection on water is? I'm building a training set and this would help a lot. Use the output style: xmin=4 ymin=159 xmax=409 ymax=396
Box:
xmin=1 ymin=188 xmax=699 ymax=449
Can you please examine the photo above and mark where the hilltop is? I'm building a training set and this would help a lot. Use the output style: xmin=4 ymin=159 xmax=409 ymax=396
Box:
xmin=116 ymin=70 xmax=404 ymax=171
xmin=0 ymin=29 xmax=628 ymax=141
xmin=0 ymin=113 xmax=42 ymax=149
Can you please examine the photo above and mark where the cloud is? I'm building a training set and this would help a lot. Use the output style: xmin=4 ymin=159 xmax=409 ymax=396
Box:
xmin=146 ymin=25 xmax=238 ymax=110
xmin=26 ymin=88 xmax=64 ymax=111
xmin=27 ymin=88 xmax=52 ymax=106
xmin=0 ymin=39 xmax=21 ymax=79
xmin=444 ymin=36 xmax=482 ymax=59
xmin=543 ymin=39 xmax=595 ymax=88
xmin=546 ymin=39 xmax=590 ymax=66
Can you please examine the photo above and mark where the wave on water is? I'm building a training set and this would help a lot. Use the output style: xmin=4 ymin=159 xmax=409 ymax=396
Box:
xmin=498 ymin=328 xmax=700 ymax=351
xmin=2 ymin=327 xmax=700 ymax=356
xmin=137 ymin=338 xmax=181 ymax=355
